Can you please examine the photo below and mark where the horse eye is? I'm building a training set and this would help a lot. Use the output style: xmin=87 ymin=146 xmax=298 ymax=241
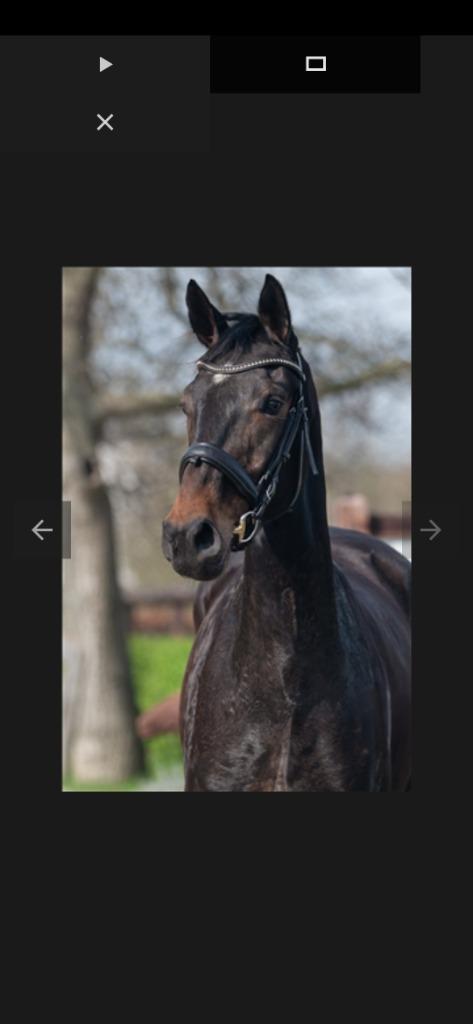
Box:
xmin=262 ymin=396 xmax=283 ymax=415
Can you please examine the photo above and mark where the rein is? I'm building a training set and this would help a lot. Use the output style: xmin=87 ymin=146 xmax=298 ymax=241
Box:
xmin=179 ymin=340 xmax=318 ymax=549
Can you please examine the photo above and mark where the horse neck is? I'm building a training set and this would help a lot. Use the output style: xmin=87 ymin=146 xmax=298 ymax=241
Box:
xmin=242 ymin=414 xmax=340 ymax=657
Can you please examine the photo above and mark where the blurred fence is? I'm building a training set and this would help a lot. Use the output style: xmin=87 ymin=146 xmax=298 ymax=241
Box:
xmin=123 ymin=588 xmax=195 ymax=634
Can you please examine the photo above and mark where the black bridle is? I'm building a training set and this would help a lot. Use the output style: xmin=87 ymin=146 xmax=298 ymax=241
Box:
xmin=179 ymin=337 xmax=318 ymax=549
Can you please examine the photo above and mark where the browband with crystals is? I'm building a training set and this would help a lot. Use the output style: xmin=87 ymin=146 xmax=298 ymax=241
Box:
xmin=196 ymin=357 xmax=306 ymax=381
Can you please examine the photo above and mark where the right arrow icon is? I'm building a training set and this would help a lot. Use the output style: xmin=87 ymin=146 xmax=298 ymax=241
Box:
xmin=420 ymin=519 xmax=441 ymax=541
xmin=99 ymin=57 xmax=113 ymax=73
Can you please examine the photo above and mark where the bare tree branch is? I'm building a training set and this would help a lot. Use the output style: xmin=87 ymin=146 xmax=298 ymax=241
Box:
xmin=96 ymin=392 xmax=181 ymax=424
xmin=301 ymin=331 xmax=410 ymax=359
xmin=318 ymin=359 xmax=410 ymax=397
xmin=160 ymin=268 xmax=189 ymax=327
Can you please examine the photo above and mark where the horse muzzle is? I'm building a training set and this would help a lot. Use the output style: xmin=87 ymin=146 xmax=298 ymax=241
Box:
xmin=162 ymin=516 xmax=225 ymax=580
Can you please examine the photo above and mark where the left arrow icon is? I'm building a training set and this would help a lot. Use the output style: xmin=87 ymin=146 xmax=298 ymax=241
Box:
xmin=32 ymin=519 xmax=53 ymax=541
xmin=100 ymin=57 xmax=113 ymax=72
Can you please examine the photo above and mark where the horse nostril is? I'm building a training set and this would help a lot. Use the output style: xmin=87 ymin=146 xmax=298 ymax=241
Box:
xmin=193 ymin=520 xmax=216 ymax=554
xmin=162 ymin=520 xmax=179 ymax=561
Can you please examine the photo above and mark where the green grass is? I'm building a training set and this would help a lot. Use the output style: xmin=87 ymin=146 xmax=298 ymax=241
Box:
xmin=64 ymin=634 xmax=193 ymax=792
xmin=63 ymin=779 xmax=138 ymax=792
xmin=130 ymin=633 xmax=192 ymax=780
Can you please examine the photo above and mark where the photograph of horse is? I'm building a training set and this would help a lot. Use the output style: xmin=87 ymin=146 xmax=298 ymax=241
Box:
xmin=162 ymin=274 xmax=411 ymax=791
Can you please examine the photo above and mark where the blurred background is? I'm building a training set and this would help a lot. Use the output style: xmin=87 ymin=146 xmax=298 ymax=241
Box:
xmin=63 ymin=267 xmax=411 ymax=791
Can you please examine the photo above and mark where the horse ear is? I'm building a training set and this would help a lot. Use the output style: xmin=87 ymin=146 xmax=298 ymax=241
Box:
xmin=258 ymin=274 xmax=292 ymax=344
xmin=186 ymin=280 xmax=226 ymax=348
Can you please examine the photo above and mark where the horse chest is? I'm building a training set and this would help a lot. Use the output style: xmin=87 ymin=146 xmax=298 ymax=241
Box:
xmin=183 ymin=612 xmax=296 ymax=791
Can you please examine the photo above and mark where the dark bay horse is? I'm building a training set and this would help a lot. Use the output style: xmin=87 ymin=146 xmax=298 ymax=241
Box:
xmin=162 ymin=275 xmax=411 ymax=791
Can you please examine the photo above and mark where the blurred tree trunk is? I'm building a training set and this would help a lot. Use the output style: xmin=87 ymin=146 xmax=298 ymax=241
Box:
xmin=63 ymin=268 xmax=144 ymax=782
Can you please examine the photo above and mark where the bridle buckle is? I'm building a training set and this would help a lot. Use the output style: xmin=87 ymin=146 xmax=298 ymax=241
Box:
xmin=232 ymin=510 xmax=259 ymax=546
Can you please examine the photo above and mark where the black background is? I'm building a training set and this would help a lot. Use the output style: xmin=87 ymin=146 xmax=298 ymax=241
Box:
xmin=0 ymin=36 xmax=209 ymax=152
xmin=3 ymin=37 xmax=469 ymax=869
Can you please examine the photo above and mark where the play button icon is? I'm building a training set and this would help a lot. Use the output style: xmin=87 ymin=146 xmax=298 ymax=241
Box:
xmin=99 ymin=57 xmax=113 ymax=72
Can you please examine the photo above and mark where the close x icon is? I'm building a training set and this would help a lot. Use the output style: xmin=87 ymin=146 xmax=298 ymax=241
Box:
xmin=97 ymin=114 xmax=114 ymax=131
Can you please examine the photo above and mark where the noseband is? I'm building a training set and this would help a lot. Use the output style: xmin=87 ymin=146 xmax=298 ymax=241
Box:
xmin=179 ymin=342 xmax=318 ymax=549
